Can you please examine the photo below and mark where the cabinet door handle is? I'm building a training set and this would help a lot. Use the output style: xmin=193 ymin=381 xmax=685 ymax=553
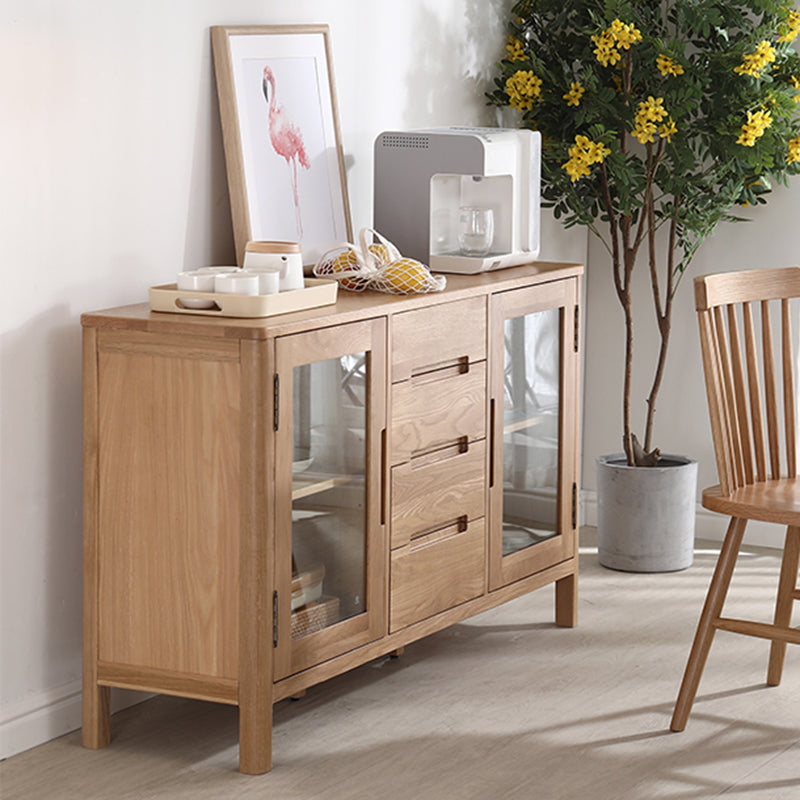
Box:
xmin=489 ymin=398 xmax=496 ymax=488
xmin=380 ymin=428 xmax=387 ymax=526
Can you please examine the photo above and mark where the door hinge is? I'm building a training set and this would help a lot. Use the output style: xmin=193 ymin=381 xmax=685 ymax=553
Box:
xmin=573 ymin=305 xmax=580 ymax=353
xmin=273 ymin=374 xmax=280 ymax=431
xmin=571 ymin=482 xmax=578 ymax=530
xmin=273 ymin=590 xmax=279 ymax=647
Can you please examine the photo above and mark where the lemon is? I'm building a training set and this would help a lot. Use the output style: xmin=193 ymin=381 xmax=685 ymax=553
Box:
xmin=381 ymin=258 xmax=429 ymax=293
xmin=327 ymin=250 xmax=366 ymax=291
xmin=367 ymin=242 xmax=392 ymax=264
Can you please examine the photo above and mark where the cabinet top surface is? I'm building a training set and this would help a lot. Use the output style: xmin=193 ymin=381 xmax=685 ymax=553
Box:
xmin=81 ymin=262 xmax=583 ymax=340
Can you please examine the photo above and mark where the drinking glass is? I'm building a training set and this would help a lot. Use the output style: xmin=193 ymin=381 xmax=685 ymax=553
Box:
xmin=458 ymin=206 xmax=494 ymax=257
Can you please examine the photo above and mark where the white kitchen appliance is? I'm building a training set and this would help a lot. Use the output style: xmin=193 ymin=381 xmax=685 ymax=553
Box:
xmin=373 ymin=127 xmax=541 ymax=274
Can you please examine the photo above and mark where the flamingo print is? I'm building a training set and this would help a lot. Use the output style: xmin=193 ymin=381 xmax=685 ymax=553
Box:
xmin=262 ymin=65 xmax=310 ymax=238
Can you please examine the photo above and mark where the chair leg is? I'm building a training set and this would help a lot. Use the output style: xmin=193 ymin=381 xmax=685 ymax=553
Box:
xmin=767 ymin=525 xmax=800 ymax=686
xmin=671 ymin=517 xmax=747 ymax=732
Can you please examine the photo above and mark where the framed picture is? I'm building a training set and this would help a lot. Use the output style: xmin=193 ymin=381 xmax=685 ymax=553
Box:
xmin=211 ymin=25 xmax=352 ymax=267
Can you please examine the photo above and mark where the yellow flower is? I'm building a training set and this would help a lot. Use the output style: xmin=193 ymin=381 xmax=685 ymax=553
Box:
xmin=736 ymin=109 xmax=773 ymax=146
xmin=656 ymin=54 xmax=684 ymax=77
xmin=632 ymin=96 xmax=669 ymax=144
xmin=791 ymin=75 xmax=800 ymax=102
xmin=506 ymin=70 xmax=543 ymax=111
xmin=562 ymin=134 xmax=611 ymax=182
xmin=610 ymin=19 xmax=643 ymax=50
xmin=506 ymin=36 xmax=526 ymax=62
xmin=788 ymin=136 xmax=800 ymax=164
xmin=563 ymin=81 xmax=585 ymax=107
xmin=734 ymin=40 xmax=777 ymax=77
xmin=592 ymin=31 xmax=622 ymax=67
xmin=592 ymin=19 xmax=642 ymax=67
xmin=659 ymin=117 xmax=678 ymax=142
xmin=778 ymin=10 xmax=800 ymax=43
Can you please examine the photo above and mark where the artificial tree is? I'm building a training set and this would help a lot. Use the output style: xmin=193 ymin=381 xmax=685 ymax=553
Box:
xmin=489 ymin=0 xmax=800 ymax=466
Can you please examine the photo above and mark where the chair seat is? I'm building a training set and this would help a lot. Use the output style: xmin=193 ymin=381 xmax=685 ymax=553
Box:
xmin=702 ymin=477 xmax=800 ymax=526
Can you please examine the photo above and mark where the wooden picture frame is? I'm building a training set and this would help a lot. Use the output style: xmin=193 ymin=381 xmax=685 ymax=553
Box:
xmin=211 ymin=25 xmax=353 ymax=267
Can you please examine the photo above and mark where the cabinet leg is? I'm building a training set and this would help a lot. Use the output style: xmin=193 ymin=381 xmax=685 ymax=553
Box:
xmin=555 ymin=573 xmax=577 ymax=628
xmin=81 ymin=681 xmax=111 ymax=749
xmin=238 ymin=697 xmax=272 ymax=775
xmin=290 ymin=689 xmax=307 ymax=701
xmin=390 ymin=646 xmax=405 ymax=658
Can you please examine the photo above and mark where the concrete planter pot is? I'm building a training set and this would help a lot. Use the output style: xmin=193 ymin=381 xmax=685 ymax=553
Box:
xmin=596 ymin=453 xmax=698 ymax=573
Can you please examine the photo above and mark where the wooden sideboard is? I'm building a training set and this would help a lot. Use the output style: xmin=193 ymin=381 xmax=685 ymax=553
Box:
xmin=81 ymin=262 xmax=582 ymax=773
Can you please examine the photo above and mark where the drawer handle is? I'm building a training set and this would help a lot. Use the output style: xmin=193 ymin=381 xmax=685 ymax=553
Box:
xmin=409 ymin=516 xmax=470 ymax=551
xmin=409 ymin=437 xmax=469 ymax=469
xmin=410 ymin=356 xmax=470 ymax=384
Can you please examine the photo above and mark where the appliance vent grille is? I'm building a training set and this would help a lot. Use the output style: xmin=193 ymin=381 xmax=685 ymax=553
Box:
xmin=381 ymin=134 xmax=430 ymax=150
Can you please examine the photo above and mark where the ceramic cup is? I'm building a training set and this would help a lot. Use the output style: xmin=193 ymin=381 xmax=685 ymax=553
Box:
xmin=255 ymin=270 xmax=280 ymax=295
xmin=244 ymin=241 xmax=305 ymax=292
xmin=176 ymin=270 xmax=216 ymax=309
xmin=195 ymin=266 xmax=240 ymax=275
xmin=214 ymin=271 xmax=260 ymax=296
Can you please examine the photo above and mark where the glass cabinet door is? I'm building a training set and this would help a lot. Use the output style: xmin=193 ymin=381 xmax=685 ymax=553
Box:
xmin=274 ymin=319 xmax=386 ymax=679
xmin=489 ymin=280 xmax=579 ymax=590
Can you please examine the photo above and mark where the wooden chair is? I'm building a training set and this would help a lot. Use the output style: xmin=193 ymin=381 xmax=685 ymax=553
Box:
xmin=671 ymin=266 xmax=800 ymax=732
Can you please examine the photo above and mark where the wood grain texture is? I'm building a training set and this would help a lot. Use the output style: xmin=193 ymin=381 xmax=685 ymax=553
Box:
xmin=81 ymin=327 xmax=111 ymax=749
xmin=391 ymin=361 xmax=486 ymax=465
xmin=392 ymin=296 xmax=487 ymax=382
xmin=488 ymin=278 xmax=579 ymax=591
xmin=391 ymin=439 xmax=486 ymax=548
xmin=273 ymin=318 xmax=387 ymax=680
xmin=97 ymin=662 xmax=238 ymax=705
xmin=675 ymin=267 xmax=800 ymax=731
xmin=82 ymin=263 xmax=584 ymax=772
xmin=782 ymin=299 xmax=797 ymax=479
xmin=390 ymin=518 xmax=486 ymax=632
xmin=96 ymin=340 xmax=241 ymax=678
xmin=695 ymin=265 xmax=800 ymax=309
xmin=671 ymin=517 xmax=747 ymax=732
xmin=80 ymin=263 xmax=583 ymax=341
xmin=237 ymin=339 xmax=273 ymax=774
xmin=702 ymin=480 xmax=800 ymax=525
xmin=767 ymin=525 xmax=800 ymax=685
xmin=273 ymin=556 xmax=576 ymax=702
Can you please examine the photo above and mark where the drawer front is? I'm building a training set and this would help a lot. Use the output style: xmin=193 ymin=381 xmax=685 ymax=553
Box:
xmin=391 ymin=439 xmax=486 ymax=548
xmin=392 ymin=296 xmax=486 ymax=382
xmin=390 ymin=518 xmax=486 ymax=633
xmin=391 ymin=361 xmax=486 ymax=465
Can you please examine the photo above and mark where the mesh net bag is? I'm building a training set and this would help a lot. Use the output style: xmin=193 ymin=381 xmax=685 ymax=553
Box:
xmin=314 ymin=229 xmax=446 ymax=295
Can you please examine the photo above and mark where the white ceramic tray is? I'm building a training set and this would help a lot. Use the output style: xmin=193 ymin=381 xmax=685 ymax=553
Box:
xmin=149 ymin=278 xmax=338 ymax=318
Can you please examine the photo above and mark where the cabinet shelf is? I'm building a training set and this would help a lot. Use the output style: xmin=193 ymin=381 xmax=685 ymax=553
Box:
xmin=291 ymin=472 xmax=356 ymax=501
xmin=503 ymin=414 xmax=546 ymax=435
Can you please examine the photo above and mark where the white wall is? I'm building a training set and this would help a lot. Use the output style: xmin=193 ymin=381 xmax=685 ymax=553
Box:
xmin=0 ymin=0 xmax=587 ymax=759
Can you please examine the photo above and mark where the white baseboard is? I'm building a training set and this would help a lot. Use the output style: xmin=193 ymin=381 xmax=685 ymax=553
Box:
xmin=580 ymin=490 xmax=785 ymax=550
xmin=0 ymin=681 xmax=151 ymax=761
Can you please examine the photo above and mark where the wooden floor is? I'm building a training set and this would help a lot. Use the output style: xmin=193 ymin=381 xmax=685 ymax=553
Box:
xmin=3 ymin=531 xmax=798 ymax=799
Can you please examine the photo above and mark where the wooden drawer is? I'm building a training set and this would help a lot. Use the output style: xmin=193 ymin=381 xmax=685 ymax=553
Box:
xmin=391 ymin=439 xmax=486 ymax=548
xmin=390 ymin=518 xmax=486 ymax=633
xmin=392 ymin=296 xmax=486 ymax=382
xmin=391 ymin=360 xmax=486 ymax=465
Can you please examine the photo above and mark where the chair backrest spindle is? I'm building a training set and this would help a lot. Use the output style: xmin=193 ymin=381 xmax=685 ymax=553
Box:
xmin=695 ymin=267 xmax=800 ymax=496
xmin=783 ymin=297 xmax=797 ymax=479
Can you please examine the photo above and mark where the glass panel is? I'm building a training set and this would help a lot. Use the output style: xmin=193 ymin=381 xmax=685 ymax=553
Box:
xmin=502 ymin=309 xmax=560 ymax=557
xmin=290 ymin=352 xmax=367 ymax=640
